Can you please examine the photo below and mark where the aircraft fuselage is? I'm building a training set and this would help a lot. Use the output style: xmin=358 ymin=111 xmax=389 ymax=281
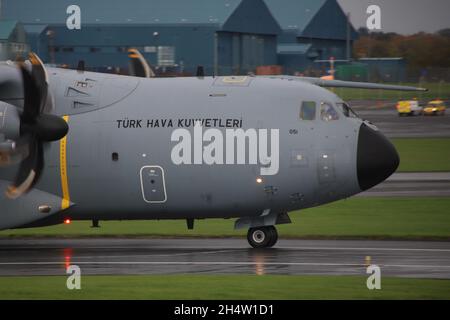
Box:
xmin=0 ymin=67 xmax=398 ymax=231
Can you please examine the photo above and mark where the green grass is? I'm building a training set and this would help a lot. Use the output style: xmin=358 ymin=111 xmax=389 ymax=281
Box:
xmin=392 ymin=138 xmax=450 ymax=172
xmin=0 ymin=275 xmax=448 ymax=299
xmin=2 ymin=197 xmax=450 ymax=239
xmin=331 ymin=82 xmax=450 ymax=101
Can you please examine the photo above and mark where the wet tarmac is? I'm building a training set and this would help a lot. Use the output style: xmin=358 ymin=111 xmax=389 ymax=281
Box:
xmin=355 ymin=108 xmax=450 ymax=138
xmin=0 ymin=238 xmax=449 ymax=279
xmin=361 ymin=172 xmax=450 ymax=197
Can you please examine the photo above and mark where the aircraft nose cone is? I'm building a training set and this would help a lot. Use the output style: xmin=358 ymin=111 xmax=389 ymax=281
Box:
xmin=357 ymin=123 xmax=400 ymax=191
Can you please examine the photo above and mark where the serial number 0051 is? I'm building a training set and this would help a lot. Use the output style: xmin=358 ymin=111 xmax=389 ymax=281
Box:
xmin=217 ymin=304 xmax=274 ymax=315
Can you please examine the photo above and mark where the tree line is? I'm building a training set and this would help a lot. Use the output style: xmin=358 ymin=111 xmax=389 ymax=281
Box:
xmin=354 ymin=28 xmax=450 ymax=69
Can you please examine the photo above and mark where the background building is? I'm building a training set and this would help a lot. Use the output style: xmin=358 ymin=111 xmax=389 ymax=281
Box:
xmin=358 ymin=58 xmax=407 ymax=82
xmin=0 ymin=20 xmax=28 ymax=61
xmin=0 ymin=0 xmax=360 ymax=76
xmin=265 ymin=0 xmax=358 ymax=75
xmin=0 ymin=0 xmax=281 ymax=75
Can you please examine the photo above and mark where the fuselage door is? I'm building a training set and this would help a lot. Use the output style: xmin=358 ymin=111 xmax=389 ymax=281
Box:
xmin=317 ymin=101 xmax=340 ymax=184
xmin=140 ymin=166 xmax=167 ymax=203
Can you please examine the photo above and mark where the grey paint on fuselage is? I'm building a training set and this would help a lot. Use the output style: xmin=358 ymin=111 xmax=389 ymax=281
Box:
xmin=1 ymin=67 xmax=362 ymax=227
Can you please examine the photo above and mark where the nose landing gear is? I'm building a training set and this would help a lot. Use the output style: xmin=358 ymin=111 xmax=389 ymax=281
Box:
xmin=236 ymin=211 xmax=289 ymax=248
xmin=247 ymin=226 xmax=278 ymax=248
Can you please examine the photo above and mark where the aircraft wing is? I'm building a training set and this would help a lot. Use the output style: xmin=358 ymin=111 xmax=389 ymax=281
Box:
xmin=265 ymin=75 xmax=428 ymax=92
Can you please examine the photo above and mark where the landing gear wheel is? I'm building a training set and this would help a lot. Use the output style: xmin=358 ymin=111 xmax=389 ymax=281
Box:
xmin=266 ymin=227 xmax=279 ymax=247
xmin=247 ymin=226 xmax=278 ymax=248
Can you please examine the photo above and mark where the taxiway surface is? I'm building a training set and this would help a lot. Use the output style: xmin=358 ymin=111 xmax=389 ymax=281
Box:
xmin=0 ymin=238 xmax=449 ymax=279
xmin=355 ymin=108 xmax=450 ymax=138
xmin=361 ymin=172 xmax=450 ymax=197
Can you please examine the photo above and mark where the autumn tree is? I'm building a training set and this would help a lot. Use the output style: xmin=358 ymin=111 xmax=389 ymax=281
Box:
xmin=353 ymin=29 xmax=450 ymax=69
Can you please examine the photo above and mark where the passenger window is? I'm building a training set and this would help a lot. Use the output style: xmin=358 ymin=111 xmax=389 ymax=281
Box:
xmin=320 ymin=102 xmax=339 ymax=121
xmin=300 ymin=101 xmax=316 ymax=120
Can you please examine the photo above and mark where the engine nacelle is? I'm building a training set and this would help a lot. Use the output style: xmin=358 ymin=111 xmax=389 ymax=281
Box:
xmin=0 ymin=102 xmax=20 ymax=140
xmin=0 ymin=179 xmax=67 ymax=230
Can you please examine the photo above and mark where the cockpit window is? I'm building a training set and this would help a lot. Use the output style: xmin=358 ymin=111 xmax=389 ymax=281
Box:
xmin=300 ymin=101 xmax=316 ymax=120
xmin=320 ymin=102 xmax=339 ymax=121
xmin=336 ymin=102 xmax=359 ymax=118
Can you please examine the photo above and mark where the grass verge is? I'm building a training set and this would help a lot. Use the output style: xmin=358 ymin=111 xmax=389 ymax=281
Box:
xmin=1 ymin=197 xmax=449 ymax=240
xmin=0 ymin=275 xmax=449 ymax=300
xmin=392 ymin=138 xmax=450 ymax=172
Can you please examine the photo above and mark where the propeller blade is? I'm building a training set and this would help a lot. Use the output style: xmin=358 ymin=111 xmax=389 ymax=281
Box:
xmin=29 ymin=52 xmax=49 ymax=113
xmin=2 ymin=53 xmax=64 ymax=199
xmin=19 ymin=64 xmax=41 ymax=124
xmin=77 ymin=60 xmax=85 ymax=72
xmin=6 ymin=135 xmax=43 ymax=199
xmin=128 ymin=48 xmax=155 ymax=78
xmin=196 ymin=65 xmax=205 ymax=78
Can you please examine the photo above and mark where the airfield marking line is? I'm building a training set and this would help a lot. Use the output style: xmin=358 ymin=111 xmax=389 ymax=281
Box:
xmin=61 ymin=249 xmax=245 ymax=260
xmin=2 ymin=245 xmax=450 ymax=252
xmin=277 ymin=247 xmax=450 ymax=252
xmin=1 ymin=261 xmax=450 ymax=269
xmin=0 ymin=246 xmax=249 ymax=250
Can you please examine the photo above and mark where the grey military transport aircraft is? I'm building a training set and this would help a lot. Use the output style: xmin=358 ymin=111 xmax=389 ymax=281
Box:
xmin=0 ymin=52 xmax=426 ymax=248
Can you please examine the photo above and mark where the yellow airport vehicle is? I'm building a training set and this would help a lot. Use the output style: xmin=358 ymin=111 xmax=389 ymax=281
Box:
xmin=396 ymin=100 xmax=423 ymax=116
xmin=423 ymin=100 xmax=446 ymax=116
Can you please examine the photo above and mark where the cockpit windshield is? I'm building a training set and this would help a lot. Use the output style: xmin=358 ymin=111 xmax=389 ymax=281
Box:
xmin=320 ymin=102 xmax=339 ymax=121
xmin=336 ymin=102 xmax=359 ymax=118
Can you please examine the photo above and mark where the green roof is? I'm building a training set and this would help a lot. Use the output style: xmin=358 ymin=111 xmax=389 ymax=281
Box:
xmin=0 ymin=20 xmax=18 ymax=40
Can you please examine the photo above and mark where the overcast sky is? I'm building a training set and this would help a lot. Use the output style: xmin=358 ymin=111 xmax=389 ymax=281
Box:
xmin=337 ymin=0 xmax=450 ymax=34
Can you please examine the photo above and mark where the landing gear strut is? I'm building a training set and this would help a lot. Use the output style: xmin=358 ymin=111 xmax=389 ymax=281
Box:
xmin=247 ymin=226 xmax=278 ymax=248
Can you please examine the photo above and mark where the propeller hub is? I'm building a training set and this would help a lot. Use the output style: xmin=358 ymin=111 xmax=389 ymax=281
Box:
xmin=2 ymin=53 xmax=70 ymax=199
xmin=22 ymin=114 xmax=69 ymax=142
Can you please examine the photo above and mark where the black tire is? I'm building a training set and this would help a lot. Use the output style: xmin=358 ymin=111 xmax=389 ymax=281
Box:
xmin=247 ymin=226 xmax=278 ymax=248
xmin=266 ymin=227 xmax=279 ymax=247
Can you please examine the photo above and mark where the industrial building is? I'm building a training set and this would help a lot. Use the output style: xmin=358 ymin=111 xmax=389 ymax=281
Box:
xmin=265 ymin=0 xmax=359 ymax=75
xmin=359 ymin=58 xmax=407 ymax=83
xmin=0 ymin=0 xmax=358 ymax=76
xmin=0 ymin=0 xmax=281 ymax=75
xmin=0 ymin=20 xmax=28 ymax=61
